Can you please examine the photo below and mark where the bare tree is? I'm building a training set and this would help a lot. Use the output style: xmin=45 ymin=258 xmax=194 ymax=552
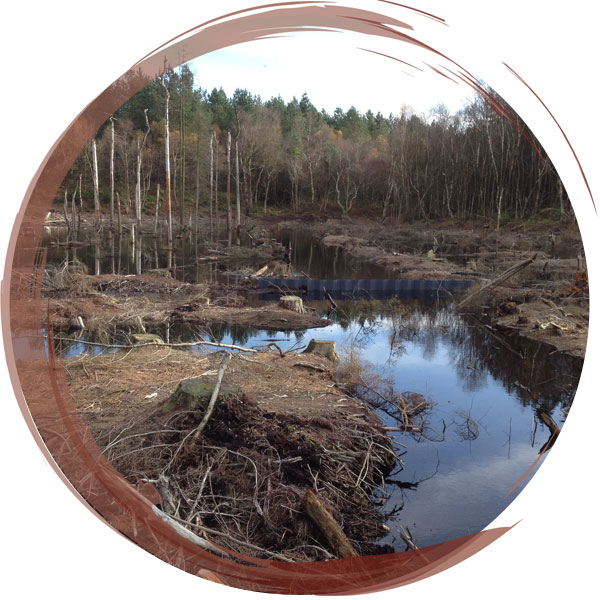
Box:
xmin=91 ymin=139 xmax=100 ymax=228
xmin=160 ymin=75 xmax=173 ymax=267
xmin=110 ymin=116 xmax=115 ymax=228
xmin=135 ymin=109 xmax=150 ymax=229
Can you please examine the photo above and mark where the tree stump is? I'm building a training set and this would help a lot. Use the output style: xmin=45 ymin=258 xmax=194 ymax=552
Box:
xmin=303 ymin=339 xmax=340 ymax=363
xmin=279 ymin=295 xmax=304 ymax=313
xmin=131 ymin=333 xmax=164 ymax=345
xmin=163 ymin=378 xmax=242 ymax=413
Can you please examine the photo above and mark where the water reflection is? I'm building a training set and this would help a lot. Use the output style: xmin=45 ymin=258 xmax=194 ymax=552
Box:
xmin=43 ymin=223 xmax=580 ymax=550
xmin=51 ymin=298 xmax=578 ymax=548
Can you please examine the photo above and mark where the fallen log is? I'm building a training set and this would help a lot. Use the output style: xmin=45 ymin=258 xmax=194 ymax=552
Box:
xmin=253 ymin=264 xmax=270 ymax=277
xmin=303 ymin=490 xmax=358 ymax=558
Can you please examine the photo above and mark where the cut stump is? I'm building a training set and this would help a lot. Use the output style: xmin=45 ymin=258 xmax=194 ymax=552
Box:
xmin=279 ymin=295 xmax=304 ymax=313
xmin=163 ymin=378 xmax=242 ymax=413
xmin=303 ymin=339 xmax=340 ymax=363
xmin=131 ymin=333 xmax=163 ymax=345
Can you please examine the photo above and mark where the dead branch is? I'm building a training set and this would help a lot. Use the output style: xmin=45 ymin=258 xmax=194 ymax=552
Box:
xmin=49 ymin=336 xmax=257 ymax=353
xmin=303 ymin=490 xmax=358 ymax=558
xmin=151 ymin=505 xmax=230 ymax=558
xmin=194 ymin=353 xmax=231 ymax=439
xmin=457 ymin=253 xmax=538 ymax=308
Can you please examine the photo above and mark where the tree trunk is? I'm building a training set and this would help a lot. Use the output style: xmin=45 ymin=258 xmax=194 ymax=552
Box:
xmin=226 ymin=131 xmax=232 ymax=241
xmin=91 ymin=139 xmax=100 ymax=228
xmin=135 ymin=109 xmax=150 ymax=230
xmin=209 ymin=134 xmax=214 ymax=240
xmin=195 ymin=138 xmax=200 ymax=241
xmin=303 ymin=339 xmax=340 ymax=362
xmin=235 ymin=138 xmax=241 ymax=243
xmin=215 ymin=133 xmax=220 ymax=235
xmin=180 ymin=73 xmax=186 ymax=230
xmin=154 ymin=184 xmax=160 ymax=235
xmin=110 ymin=116 xmax=115 ymax=228
xmin=161 ymin=77 xmax=173 ymax=269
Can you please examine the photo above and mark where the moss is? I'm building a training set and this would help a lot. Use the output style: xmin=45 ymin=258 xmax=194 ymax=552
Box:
xmin=164 ymin=379 xmax=242 ymax=412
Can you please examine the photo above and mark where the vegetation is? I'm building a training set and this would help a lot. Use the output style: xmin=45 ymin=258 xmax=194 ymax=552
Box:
xmin=58 ymin=64 xmax=571 ymax=231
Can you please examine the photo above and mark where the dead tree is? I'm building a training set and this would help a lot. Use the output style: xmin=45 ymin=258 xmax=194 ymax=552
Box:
xmin=91 ymin=139 xmax=100 ymax=228
xmin=226 ymin=131 xmax=232 ymax=242
xmin=194 ymin=138 xmax=200 ymax=240
xmin=161 ymin=75 xmax=173 ymax=267
xmin=214 ymin=132 xmax=220 ymax=234
xmin=135 ymin=108 xmax=150 ymax=230
xmin=110 ymin=116 xmax=115 ymax=228
xmin=235 ymin=138 xmax=241 ymax=244
xmin=154 ymin=183 xmax=161 ymax=235
xmin=209 ymin=134 xmax=214 ymax=240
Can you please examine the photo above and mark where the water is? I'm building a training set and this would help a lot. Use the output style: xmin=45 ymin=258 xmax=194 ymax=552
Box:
xmin=202 ymin=302 xmax=577 ymax=548
xmin=42 ymin=226 xmax=581 ymax=550
xmin=41 ymin=225 xmax=397 ymax=283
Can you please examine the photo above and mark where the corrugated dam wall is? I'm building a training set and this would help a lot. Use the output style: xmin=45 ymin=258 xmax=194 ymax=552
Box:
xmin=257 ymin=278 xmax=474 ymax=301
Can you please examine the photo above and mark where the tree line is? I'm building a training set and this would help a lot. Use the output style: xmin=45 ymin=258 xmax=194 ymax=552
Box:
xmin=58 ymin=64 xmax=572 ymax=236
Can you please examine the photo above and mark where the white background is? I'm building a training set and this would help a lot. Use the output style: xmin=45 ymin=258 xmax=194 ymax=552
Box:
xmin=1 ymin=1 xmax=598 ymax=598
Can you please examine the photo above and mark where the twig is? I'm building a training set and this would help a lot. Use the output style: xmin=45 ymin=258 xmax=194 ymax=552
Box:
xmin=164 ymin=511 xmax=295 ymax=562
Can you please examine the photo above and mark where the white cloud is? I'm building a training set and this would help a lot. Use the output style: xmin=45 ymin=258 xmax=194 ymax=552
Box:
xmin=190 ymin=30 xmax=476 ymax=116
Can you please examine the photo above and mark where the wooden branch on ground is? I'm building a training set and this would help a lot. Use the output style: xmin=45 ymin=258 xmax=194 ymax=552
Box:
xmin=49 ymin=337 xmax=257 ymax=353
xmin=194 ymin=353 xmax=231 ymax=439
xmin=324 ymin=288 xmax=337 ymax=310
xmin=151 ymin=505 xmax=230 ymax=558
xmin=266 ymin=342 xmax=285 ymax=357
xmin=253 ymin=264 xmax=269 ymax=277
xmin=303 ymin=490 xmax=358 ymax=558
xmin=457 ymin=253 xmax=538 ymax=308
xmin=160 ymin=509 xmax=295 ymax=562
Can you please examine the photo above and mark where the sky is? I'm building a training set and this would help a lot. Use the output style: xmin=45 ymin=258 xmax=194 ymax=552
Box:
xmin=188 ymin=30 xmax=477 ymax=117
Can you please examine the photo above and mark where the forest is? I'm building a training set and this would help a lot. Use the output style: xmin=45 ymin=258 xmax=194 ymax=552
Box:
xmin=58 ymin=64 xmax=571 ymax=233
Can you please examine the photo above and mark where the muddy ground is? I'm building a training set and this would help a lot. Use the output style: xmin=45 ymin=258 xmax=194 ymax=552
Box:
xmin=64 ymin=345 xmax=400 ymax=561
xmin=45 ymin=209 xmax=589 ymax=356
xmin=45 ymin=269 xmax=330 ymax=335
xmin=260 ymin=214 xmax=588 ymax=358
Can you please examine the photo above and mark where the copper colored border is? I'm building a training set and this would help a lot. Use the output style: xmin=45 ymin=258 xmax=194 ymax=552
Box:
xmin=1 ymin=1 xmax=586 ymax=594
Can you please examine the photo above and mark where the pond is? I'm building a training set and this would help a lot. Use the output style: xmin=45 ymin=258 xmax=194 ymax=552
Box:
xmin=53 ymin=296 xmax=579 ymax=550
xmin=42 ymin=226 xmax=581 ymax=551
xmin=171 ymin=301 xmax=578 ymax=549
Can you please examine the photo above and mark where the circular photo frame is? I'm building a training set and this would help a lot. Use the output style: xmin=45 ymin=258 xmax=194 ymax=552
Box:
xmin=1 ymin=1 xmax=597 ymax=597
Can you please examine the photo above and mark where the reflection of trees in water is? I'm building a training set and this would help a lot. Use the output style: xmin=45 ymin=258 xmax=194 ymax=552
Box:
xmin=386 ymin=304 xmax=580 ymax=413
xmin=329 ymin=299 xmax=386 ymax=332
xmin=332 ymin=299 xmax=580 ymax=413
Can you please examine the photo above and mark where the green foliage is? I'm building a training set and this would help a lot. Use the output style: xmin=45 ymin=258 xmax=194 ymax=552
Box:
xmin=61 ymin=66 xmax=571 ymax=224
